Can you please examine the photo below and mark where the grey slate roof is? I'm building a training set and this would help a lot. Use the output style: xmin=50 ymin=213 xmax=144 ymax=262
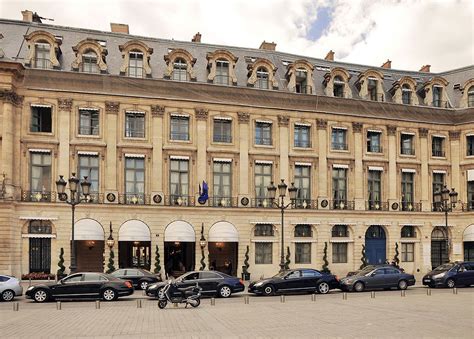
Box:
xmin=1 ymin=18 xmax=473 ymax=108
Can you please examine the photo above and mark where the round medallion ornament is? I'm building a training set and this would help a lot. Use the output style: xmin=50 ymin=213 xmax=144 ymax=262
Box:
xmin=320 ymin=199 xmax=328 ymax=208
xmin=106 ymin=193 xmax=116 ymax=202
xmin=241 ymin=197 xmax=249 ymax=206
xmin=391 ymin=202 xmax=399 ymax=210
xmin=153 ymin=194 xmax=162 ymax=204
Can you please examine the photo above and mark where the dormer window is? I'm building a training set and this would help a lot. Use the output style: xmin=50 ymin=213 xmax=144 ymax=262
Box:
xmin=206 ymin=50 xmax=238 ymax=85
xmin=256 ymin=67 xmax=269 ymax=89
xmin=368 ymin=77 xmax=378 ymax=101
xmin=356 ymin=70 xmax=384 ymax=102
xmin=82 ymin=51 xmax=99 ymax=73
xmin=333 ymin=76 xmax=344 ymax=97
xmin=432 ymin=85 xmax=443 ymax=107
xmin=25 ymin=30 xmax=62 ymax=70
xmin=402 ymin=84 xmax=412 ymax=105
xmin=71 ymin=38 xmax=108 ymax=74
xmin=215 ymin=59 xmax=230 ymax=85
xmin=173 ymin=58 xmax=188 ymax=81
xmin=128 ymin=51 xmax=144 ymax=78
xmin=286 ymin=60 xmax=314 ymax=94
xmin=34 ymin=42 xmax=51 ymax=69
xmin=295 ymin=68 xmax=309 ymax=94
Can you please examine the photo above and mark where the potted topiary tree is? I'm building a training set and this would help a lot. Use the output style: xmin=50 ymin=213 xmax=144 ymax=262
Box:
xmin=57 ymin=247 xmax=66 ymax=279
xmin=360 ymin=244 xmax=368 ymax=269
xmin=154 ymin=245 xmax=162 ymax=280
xmin=284 ymin=246 xmax=291 ymax=270
xmin=321 ymin=242 xmax=331 ymax=273
xmin=241 ymin=245 xmax=250 ymax=280
xmin=393 ymin=242 xmax=400 ymax=268
xmin=106 ymin=248 xmax=116 ymax=274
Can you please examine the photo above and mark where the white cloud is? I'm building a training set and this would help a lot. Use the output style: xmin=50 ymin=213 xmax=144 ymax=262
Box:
xmin=0 ymin=0 xmax=472 ymax=72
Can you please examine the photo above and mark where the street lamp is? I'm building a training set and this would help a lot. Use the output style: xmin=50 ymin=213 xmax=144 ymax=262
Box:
xmin=433 ymin=185 xmax=458 ymax=256
xmin=199 ymin=223 xmax=206 ymax=271
xmin=56 ymin=173 xmax=91 ymax=273
xmin=106 ymin=222 xmax=115 ymax=249
xmin=267 ymin=179 xmax=298 ymax=272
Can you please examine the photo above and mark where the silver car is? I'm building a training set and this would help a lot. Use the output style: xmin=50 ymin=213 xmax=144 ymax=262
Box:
xmin=0 ymin=275 xmax=23 ymax=301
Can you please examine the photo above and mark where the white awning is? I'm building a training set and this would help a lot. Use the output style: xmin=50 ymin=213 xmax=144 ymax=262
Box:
xmin=75 ymin=219 xmax=104 ymax=241
xmin=251 ymin=239 xmax=277 ymax=243
xmin=401 ymin=131 xmax=415 ymax=135
xmin=213 ymin=158 xmax=232 ymax=163
xmin=368 ymin=166 xmax=384 ymax=171
xmin=399 ymin=223 xmax=424 ymax=227
xmin=78 ymin=151 xmax=99 ymax=156
xmin=367 ymin=129 xmax=382 ymax=133
xmin=213 ymin=116 xmax=232 ymax=121
xmin=330 ymin=238 xmax=354 ymax=243
xmin=250 ymin=221 xmax=280 ymax=225
xmin=164 ymin=221 xmax=195 ymax=242
xmin=295 ymin=162 xmax=312 ymax=166
xmin=170 ymin=155 xmax=190 ymax=160
xmin=29 ymin=149 xmax=51 ymax=153
xmin=31 ymin=104 xmax=52 ymax=108
xmin=125 ymin=153 xmax=145 ymax=158
xmin=333 ymin=164 xmax=349 ymax=169
xmin=402 ymin=168 xmax=416 ymax=173
xmin=328 ymin=222 xmax=356 ymax=225
xmin=291 ymin=240 xmax=317 ymax=243
xmin=125 ymin=110 xmax=145 ymax=115
xmin=119 ymin=220 xmax=151 ymax=241
xmin=432 ymin=224 xmax=455 ymax=227
xmin=22 ymin=234 xmax=56 ymax=239
xmin=332 ymin=126 xmax=347 ymax=130
xmin=79 ymin=107 xmax=99 ymax=111
xmin=463 ymin=225 xmax=474 ymax=242
xmin=432 ymin=134 xmax=446 ymax=138
xmin=170 ymin=113 xmax=189 ymax=118
xmin=208 ymin=221 xmax=238 ymax=242
xmin=433 ymin=170 xmax=447 ymax=174
xmin=290 ymin=222 xmax=320 ymax=225
xmin=468 ymin=169 xmax=474 ymax=182
xmin=255 ymin=160 xmax=273 ymax=165
xmin=295 ymin=122 xmax=311 ymax=127
xmin=400 ymin=239 xmax=421 ymax=243
xmin=19 ymin=216 xmax=58 ymax=221
xmin=255 ymin=119 xmax=273 ymax=124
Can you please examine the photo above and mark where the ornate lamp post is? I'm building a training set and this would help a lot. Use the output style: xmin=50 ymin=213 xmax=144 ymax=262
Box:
xmin=267 ymin=179 xmax=298 ymax=272
xmin=433 ymin=185 xmax=458 ymax=256
xmin=199 ymin=223 xmax=207 ymax=271
xmin=56 ymin=173 xmax=91 ymax=273
xmin=106 ymin=222 xmax=115 ymax=249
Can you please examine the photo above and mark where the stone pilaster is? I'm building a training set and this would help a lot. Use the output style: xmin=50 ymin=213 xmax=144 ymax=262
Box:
xmin=195 ymin=108 xmax=208 ymax=188
xmin=151 ymin=105 xmax=165 ymax=195
xmin=237 ymin=112 xmax=250 ymax=203
xmin=57 ymin=98 xmax=73 ymax=179
xmin=105 ymin=102 xmax=119 ymax=192
xmin=352 ymin=122 xmax=364 ymax=209
xmin=449 ymin=130 xmax=461 ymax=194
xmin=317 ymin=119 xmax=328 ymax=206
xmin=419 ymin=128 xmax=430 ymax=211
xmin=387 ymin=125 xmax=398 ymax=205
xmin=278 ymin=115 xmax=289 ymax=187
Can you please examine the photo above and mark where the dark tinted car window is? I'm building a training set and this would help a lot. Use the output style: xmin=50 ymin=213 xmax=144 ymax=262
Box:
xmin=0 ymin=276 xmax=9 ymax=282
xmin=182 ymin=272 xmax=199 ymax=281
xmin=286 ymin=271 xmax=301 ymax=279
xmin=433 ymin=263 xmax=455 ymax=271
xmin=466 ymin=264 xmax=474 ymax=271
xmin=200 ymin=272 xmax=221 ymax=279
xmin=83 ymin=273 xmax=102 ymax=282
xmin=63 ymin=274 xmax=83 ymax=283
xmin=373 ymin=269 xmax=385 ymax=276
xmin=302 ymin=270 xmax=321 ymax=277
xmin=385 ymin=268 xmax=400 ymax=274
xmin=110 ymin=269 xmax=125 ymax=277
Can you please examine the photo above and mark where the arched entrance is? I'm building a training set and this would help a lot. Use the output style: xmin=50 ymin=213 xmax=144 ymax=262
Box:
xmin=208 ymin=221 xmax=238 ymax=276
xmin=75 ymin=219 xmax=104 ymax=272
xmin=164 ymin=221 xmax=196 ymax=277
xmin=463 ymin=225 xmax=474 ymax=261
xmin=365 ymin=225 xmax=386 ymax=264
xmin=118 ymin=220 xmax=151 ymax=270
xmin=431 ymin=227 xmax=449 ymax=269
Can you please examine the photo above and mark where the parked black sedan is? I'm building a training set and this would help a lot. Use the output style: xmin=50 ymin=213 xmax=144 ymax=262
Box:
xmin=110 ymin=268 xmax=161 ymax=290
xmin=423 ymin=261 xmax=474 ymax=288
xmin=146 ymin=271 xmax=245 ymax=298
xmin=340 ymin=265 xmax=415 ymax=292
xmin=25 ymin=272 xmax=134 ymax=303
xmin=248 ymin=269 xmax=339 ymax=295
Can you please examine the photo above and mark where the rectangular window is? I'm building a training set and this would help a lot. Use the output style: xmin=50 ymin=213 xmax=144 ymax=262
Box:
xmin=172 ymin=60 xmax=188 ymax=81
xmin=31 ymin=106 xmax=52 ymax=133
xmin=432 ymin=86 xmax=443 ymax=107
xmin=294 ymin=125 xmax=311 ymax=148
xmin=169 ymin=159 xmax=189 ymax=204
xmin=401 ymin=243 xmax=414 ymax=262
xmin=255 ymin=122 xmax=272 ymax=145
xmin=254 ymin=163 xmax=272 ymax=200
xmin=332 ymin=243 xmax=348 ymax=263
xmin=467 ymin=136 xmax=474 ymax=156
xmin=368 ymin=78 xmax=378 ymax=101
xmin=78 ymin=155 xmax=99 ymax=192
xmin=82 ymin=53 xmax=99 ymax=73
xmin=213 ymin=119 xmax=232 ymax=143
xmin=333 ymin=78 xmax=344 ymax=97
xmin=432 ymin=173 xmax=445 ymax=205
xmin=368 ymin=170 xmax=382 ymax=210
xmin=294 ymin=165 xmax=311 ymax=207
xmin=255 ymin=243 xmax=272 ymax=264
xmin=79 ymin=109 xmax=99 ymax=135
xmin=34 ymin=43 xmax=51 ymax=69
xmin=400 ymin=134 xmax=414 ymax=155
xmin=332 ymin=168 xmax=347 ymax=208
xmin=30 ymin=152 xmax=51 ymax=193
xmin=468 ymin=181 xmax=474 ymax=211
xmin=367 ymin=131 xmax=382 ymax=153
xmin=432 ymin=136 xmax=445 ymax=157
xmin=215 ymin=60 xmax=230 ymax=85
xmin=170 ymin=116 xmax=190 ymax=141
xmin=125 ymin=112 xmax=145 ymax=138
xmin=295 ymin=69 xmax=308 ymax=94
xmin=295 ymin=243 xmax=311 ymax=264
xmin=124 ymin=157 xmax=145 ymax=203
xmin=128 ymin=52 xmax=144 ymax=78
xmin=213 ymin=161 xmax=232 ymax=201
xmin=331 ymin=128 xmax=347 ymax=150
xmin=402 ymin=88 xmax=412 ymax=105
xmin=401 ymin=172 xmax=414 ymax=209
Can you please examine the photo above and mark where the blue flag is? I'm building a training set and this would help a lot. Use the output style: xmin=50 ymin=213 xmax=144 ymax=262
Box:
xmin=198 ymin=180 xmax=209 ymax=204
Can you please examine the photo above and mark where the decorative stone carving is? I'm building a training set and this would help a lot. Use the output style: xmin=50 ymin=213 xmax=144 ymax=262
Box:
xmin=58 ymin=98 xmax=73 ymax=111
xmin=286 ymin=60 xmax=314 ymax=94
xmin=71 ymin=38 xmax=108 ymax=73
xmin=316 ymin=119 xmax=327 ymax=130
xmin=237 ymin=112 xmax=250 ymax=123
xmin=352 ymin=122 xmax=363 ymax=133
xmin=105 ymin=101 xmax=120 ymax=114
xmin=449 ymin=130 xmax=461 ymax=140
xmin=151 ymin=105 xmax=165 ymax=116
xmin=387 ymin=125 xmax=397 ymax=136
xmin=195 ymin=108 xmax=209 ymax=120
xmin=0 ymin=91 xmax=24 ymax=106
xmin=277 ymin=115 xmax=289 ymax=126
xmin=206 ymin=49 xmax=238 ymax=85
xmin=24 ymin=30 xmax=62 ymax=69
xmin=118 ymin=40 xmax=153 ymax=78
xmin=418 ymin=128 xmax=429 ymax=137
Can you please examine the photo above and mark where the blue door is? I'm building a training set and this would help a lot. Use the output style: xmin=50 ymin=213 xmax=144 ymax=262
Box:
xmin=365 ymin=226 xmax=386 ymax=264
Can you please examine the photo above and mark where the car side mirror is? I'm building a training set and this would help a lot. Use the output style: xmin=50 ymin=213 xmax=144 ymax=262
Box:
xmin=371 ymin=272 xmax=377 ymax=277
xmin=59 ymin=279 xmax=65 ymax=284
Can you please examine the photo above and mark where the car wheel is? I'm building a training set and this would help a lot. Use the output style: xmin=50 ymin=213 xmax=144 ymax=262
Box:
xmin=158 ymin=300 xmax=167 ymax=309
xmin=218 ymin=285 xmax=232 ymax=298
xmin=354 ymin=281 xmax=365 ymax=292
xmin=446 ymin=279 xmax=456 ymax=288
xmin=398 ymin=280 xmax=408 ymax=290
xmin=102 ymin=288 xmax=117 ymax=301
xmin=155 ymin=288 xmax=163 ymax=299
xmin=317 ymin=282 xmax=330 ymax=294
xmin=1 ymin=289 xmax=15 ymax=302
xmin=139 ymin=281 xmax=149 ymax=290
xmin=190 ymin=297 xmax=201 ymax=308
xmin=33 ymin=289 xmax=49 ymax=303
xmin=263 ymin=284 xmax=275 ymax=296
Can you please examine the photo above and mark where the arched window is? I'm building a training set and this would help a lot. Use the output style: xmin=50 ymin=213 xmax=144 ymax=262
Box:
xmin=173 ymin=58 xmax=188 ymax=81
xmin=402 ymin=84 xmax=412 ymax=105
xmin=28 ymin=220 xmax=52 ymax=273
xmin=468 ymin=85 xmax=474 ymax=108
xmin=82 ymin=50 xmax=99 ymax=73
xmin=431 ymin=227 xmax=447 ymax=240
xmin=294 ymin=224 xmax=312 ymax=237
xmin=365 ymin=225 xmax=386 ymax=239
xmin=401 ymin=226 xmax=415 ymax=238
xmin=333 ymin=76 xmax=344 ymax=97
xmin=256 ymin=67 xmax=269 ymax=89
xmin=215 ymin=59 xmax=230 ymax=85
xmin=332 ymin=225 xmax=348 ymax=237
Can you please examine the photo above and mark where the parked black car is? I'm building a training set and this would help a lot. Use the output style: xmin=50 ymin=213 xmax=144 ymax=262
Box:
xmin=340 ymin=265 xmax=415 ymax=292
xmin=146 ymin=271 xmax=244 ymax=298
xmin=248 ymin=269 xmax=339 ymax=296
xmin=25 ymin=272 xmax=134 ymax=303
xmin=423 ymin=262 xmax=474 ymax=288
xmin=110 ymin=268 xmax=161 ymax=290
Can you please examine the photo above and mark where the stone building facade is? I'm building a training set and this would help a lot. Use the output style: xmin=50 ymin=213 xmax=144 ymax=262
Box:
xmin=0 ymin=12 xmax=474 ymax=280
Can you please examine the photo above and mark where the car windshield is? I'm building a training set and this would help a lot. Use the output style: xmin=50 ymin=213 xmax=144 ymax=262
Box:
xmin=433 ymin=263 xmax=455 ymax=271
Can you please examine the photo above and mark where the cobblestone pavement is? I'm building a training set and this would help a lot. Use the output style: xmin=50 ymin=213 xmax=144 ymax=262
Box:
xmin=0 ymin=287 xmax=473 ymax=338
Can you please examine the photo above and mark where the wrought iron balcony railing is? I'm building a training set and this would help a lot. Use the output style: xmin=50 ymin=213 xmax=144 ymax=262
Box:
xmin=292 ymin=199 xmax=318 ymax=209
xmin=330 ymin=200 xmax=355 ymax=210
xmin=366 ymin=201 xmax=389 ymax=211
xmin=400 ymin=201 xmax=422 ymax=212
xmin=164 ymin=195 xmax=195 ymax=207
xmin=462 ymin=202 xmax=474 ymax=211
xmin=251 ymin=198 xmax=274 ymax=208
xmin=21 ymin=190 xmax=56 ymax=202
xmin=208 ymin=196 xmax=238 ymax=208
xmin=432 ymin=150 xmax=445 ymax=157
xmin=331 ymin=142 xmax=348 ymax=151
xmin=118 ymin=193 xmax=150 ymax=205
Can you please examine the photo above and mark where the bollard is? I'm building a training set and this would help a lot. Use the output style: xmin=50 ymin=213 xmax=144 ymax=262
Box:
xmin=48 ymin=276 xmax=50 ymax=282
xmin=173 ymin=303 xmax=178 ymax=308
xmin=371 ymin=291 xmax=375 ymax=299
xmin=244 ymin=295 xmax=249 ymax=304
xmin=29 ymin=278 xmax=32 ymax=287
xmin=210 ymin=297 xmax=215 ymax=306
xmin=142 ymin=290 xmax=146 ymax=296
xmin=401 ymin=290 xmax=406 ymax=297
xmin=280 ymin=295 xmax=285 ymax=303
xmin=56 ymin=301 xmax=62 ymax=310
xmin=13 ymin=302 xmax=19 ymax=311
xmin=453 ymin=287 xmax=458 ymax=295
xmin=426 ymin=288 xmax=431 ymax=296
xmin=95 ymin=300 xmax=101 ymax=309
xmin=137 ymin=299 xmax=142 ymax=308
xmin=311 ymin=294 xmax=316 ymax=302
xmin=342 ymin=292 xmax=347 ymax=300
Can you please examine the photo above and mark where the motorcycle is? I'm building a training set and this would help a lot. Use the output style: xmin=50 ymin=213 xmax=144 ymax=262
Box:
xmin=157 ymin=280 xmax=201 ymax=309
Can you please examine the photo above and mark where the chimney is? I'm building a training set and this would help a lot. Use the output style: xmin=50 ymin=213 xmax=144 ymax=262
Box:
xmin=21 ymin=10 xmax=33 ymax=22
xmin=259 ymin=41 xmax=276 ymax=51
xmin=110 ymin=23 xmax=129 ymax=34
xmin=325 ymin=50 xmax=334 ymax=61
xmin=381 ymin=59 xmax=391 ymax=69
xmin=192 ymin=32 xmax=201 ymax=43
xmin=419 ymin=64 xmax=431 ymax=73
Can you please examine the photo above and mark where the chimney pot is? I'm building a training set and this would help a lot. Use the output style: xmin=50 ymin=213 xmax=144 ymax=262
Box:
xmin=21 ymin=10 xmax=33 ymax=22
xmin=325 ymin=50 xmax=335 ymax=61
xmin=259 ymin=41 xmax=276 ymax=51
xmin=192 ymin=32 xmax=201 ymax=43
xmin=381 ymin=59 xmax=391 ymax=69
xmin=110 ymin=23 xmax=129 ymax=34
xmin=419 ymin=64 xmax=431 ymax=73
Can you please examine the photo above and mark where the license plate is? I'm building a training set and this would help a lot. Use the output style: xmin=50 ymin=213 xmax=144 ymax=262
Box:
xmin=423 ymin=279 xmax=431 ymax=283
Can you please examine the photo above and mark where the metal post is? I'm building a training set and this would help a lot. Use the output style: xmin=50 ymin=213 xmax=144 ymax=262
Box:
xmin=70 ymin=201 xmax=77 ymax=273
xmin=311 ymin=294 xmax=316 ymax=301
xmin=13 ymin=302 xmax=19 ymax=311
xmin=426 ymin=288 xmax=431 ymax=296
xmin=56 ymin=301 xmax=62 ymax=310
xmin=173 ymin=303 xmax=178 ymax=308
xmin=343 ymin=292 xmax=347 ymax=300
xmin=28 ymin=278 xmax=31 ymax=287
xmin=211 ymin=297 xmax=215 ymax=306
xmin=244 ymin=295 xmax=249 ymax=304
xmin=137 ymin=299 xmax=142 ymax=308
xmin=371 ymin=291 xmax=375 ymax=298
xmin=280 ymin=295 xmax=285 ymax=303
xmin=95 ymin=300 xmax=100 ymax=309
xmin=279 ymin=196 xmax=285 ymax=273
xmin=453 ymin=287 xmax=458 ymax=295
xmin=401 ymin=290 xmax=406 ymax=297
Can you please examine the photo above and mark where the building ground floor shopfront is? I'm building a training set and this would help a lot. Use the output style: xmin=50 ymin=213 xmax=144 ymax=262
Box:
xmin=1 ymin=202 xmax=474 ymax=280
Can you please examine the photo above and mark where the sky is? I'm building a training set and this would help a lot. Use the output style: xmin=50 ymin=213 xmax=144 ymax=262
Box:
xmin=0 ymin=0 xmax=472 ymax=72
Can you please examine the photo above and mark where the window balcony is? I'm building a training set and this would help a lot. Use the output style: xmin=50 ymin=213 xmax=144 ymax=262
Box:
xmin=330 ymin=199 xmax=355 ymax=210
xmin=118 ymin=193 xmax=150 ymax=205
xmin=214 ymin=75 xmax=231 ymax=85
xmin=367 ymin=145 xmax=383 ymax=153
xmin=294 ymin=140 xmax=311 ymax=148
xmin=126 ymin=67 xmax=145 ymax=78
xmin=33 ymin=58 xmax=53 ymax=69
xmin=432 ymin=150 xmax=445 ymax=157
xmin=367 ymin=93 xmax=384 ymax=102
xmin=255 ymin=138 xmax=272 ymax=146
xmin=467 ymin=148 xmax=474 ymax=156
xmin=292 ymin=198 xmax=318 ymax=209
xmin=170 ymin=133 xmax=190 ymax=141
xmin=365 ymin=201 xmax=389 ymax=211
xmin=125 ymin=128 xmax=145 ymax=138
xmin=293 ymin=85 xmax=312 ymax=94
xmin=462 ymin=202 xmax=474 ymax=212
xmin=164 ymin=195 xmax=195 ymax=207
xmin=432 ymin=100 xmax=448 ymax=108
xmin=213 ymin=134 xmax=232 ymax=143
xmin=82 ymin=193 xmax=104 ymax=204
xmin=401 ymin=147 xmax=415 ymax=155
xmin=400 ymin=201 xmax=422 ymax=212
xmin=208 ymin=196 xmax=238 ymax=208
xmin=21 ymin=190 xmax=56 ymax=202
xmin=331 ymin=142 xmax=348 ymax=151
xmin=251 ymin=198 xmax=274 ymax=208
